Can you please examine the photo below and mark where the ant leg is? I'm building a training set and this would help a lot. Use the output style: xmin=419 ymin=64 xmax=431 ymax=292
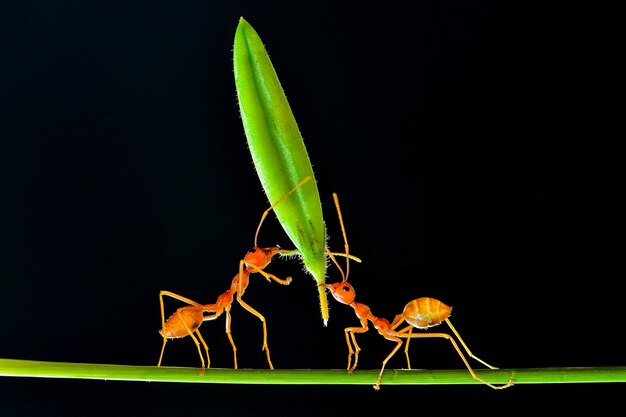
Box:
xmin=236 ymin=294 xmax=274 ymax=370
xmin=347 ymin=331 xmax=361 ymax=372
xmin=445 ymin=319 xmax=498 ymax=369
xmin=393 ymin=325 xmax=414 ymax=369
xmin=159 ymin=290 xmax=203 ymax=327
xmin=374 ymin=335 xmax=404 ymax=390
xmin=160 ymin=290 xmax=203 ymax=309
xmin=201 ymin=305 xmax=224 ymax=322
xmin=404 ymin=329 xmax=413 ymax=369
xmin=194 ymin=329 xmax=210 ymax=370
xmin=345 ymin=321 xmax=369 ymax=372
xmin=401 ymin=331 xmax=513 ymax=389
xmin=158 ymin=336 xmax=168 ymax=367
xmin=175 ymin=310 xmax=207 ymax=374
xmin=343 ymin=329 xmax=354 ymax=371
xmin=224 ymin=307 xmax=238 ymax=369
xmin=249 ymin=266 xmax=293 ymax=285
xmin=391 ymin=319 xmax=413 ymax=368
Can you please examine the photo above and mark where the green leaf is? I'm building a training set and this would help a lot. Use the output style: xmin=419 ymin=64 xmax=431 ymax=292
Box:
xmin=233 ymin=18 xmax=328 ymax=323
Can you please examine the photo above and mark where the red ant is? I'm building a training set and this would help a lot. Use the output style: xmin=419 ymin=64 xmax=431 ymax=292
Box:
xmin=157 ymin=177 xmax=312 ymax=372
xmin=324 ymin=193 xmax=513 ymax=390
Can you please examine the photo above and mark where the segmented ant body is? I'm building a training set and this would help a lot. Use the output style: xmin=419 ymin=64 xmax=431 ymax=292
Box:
xmin=157 ymin=178 xmax=311 ymax=372
xmin=324 ymin=193 xmax=513 ymax=390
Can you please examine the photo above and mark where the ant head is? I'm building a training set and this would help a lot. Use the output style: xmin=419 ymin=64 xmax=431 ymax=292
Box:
xmin=323 ymin=282 xmax=356 ymax=305
xmin=243 ymin=246 xmax=280 ymax=270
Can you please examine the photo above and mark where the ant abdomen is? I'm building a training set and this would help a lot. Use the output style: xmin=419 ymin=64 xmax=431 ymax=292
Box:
xmin=161 ymin=308 xmax=203 ymax=338
xmin=401 ymin=297 xmax=452 ymax=329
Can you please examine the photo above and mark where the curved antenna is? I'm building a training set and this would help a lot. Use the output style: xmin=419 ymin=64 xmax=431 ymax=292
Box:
xmin=327 ymin=250 xmax=346 ymax=282
xmin=332 ymin=193 xmax=350 ymax=282
xmin=254 ymin=176 xmax=313 ymax=246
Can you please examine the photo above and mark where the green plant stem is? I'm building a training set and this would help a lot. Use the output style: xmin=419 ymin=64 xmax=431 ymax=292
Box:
xmin=2 ymin=359 xmax=625 ymax=385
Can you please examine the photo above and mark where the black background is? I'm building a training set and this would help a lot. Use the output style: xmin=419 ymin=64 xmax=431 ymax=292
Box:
xmin=1 ymin=1 xmax=623 ymax=415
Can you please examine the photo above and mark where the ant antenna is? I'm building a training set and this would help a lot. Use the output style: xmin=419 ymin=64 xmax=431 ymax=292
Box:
xmin=327 ymin=250 xmax=346 ymax=282
xmin=253 ymin=176 xmax=313 ymax=246
xmin=332 ymin=193 xmax=350 ymax=282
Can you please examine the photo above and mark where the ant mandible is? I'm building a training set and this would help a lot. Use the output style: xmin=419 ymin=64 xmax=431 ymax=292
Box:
xmin=324 ymin=193 xmax=513 ymax=390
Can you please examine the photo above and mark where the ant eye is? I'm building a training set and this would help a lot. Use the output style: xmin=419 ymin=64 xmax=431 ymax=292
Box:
xmin=342 ymin=286 xmax=350 ymax=292
xmin=248 ymin=248 xmax=256 ymax=254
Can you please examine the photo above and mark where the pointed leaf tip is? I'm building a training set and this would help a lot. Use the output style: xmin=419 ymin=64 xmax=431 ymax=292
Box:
xmin=233 ymin=19 xmax=329 ymax=322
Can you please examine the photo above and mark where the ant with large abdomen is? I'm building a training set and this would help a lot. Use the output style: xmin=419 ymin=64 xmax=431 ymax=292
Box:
xmin=157 ymin=177 xmax=311 ymax=371
xmin=324 ymin=193 xmax=513 ymax=390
